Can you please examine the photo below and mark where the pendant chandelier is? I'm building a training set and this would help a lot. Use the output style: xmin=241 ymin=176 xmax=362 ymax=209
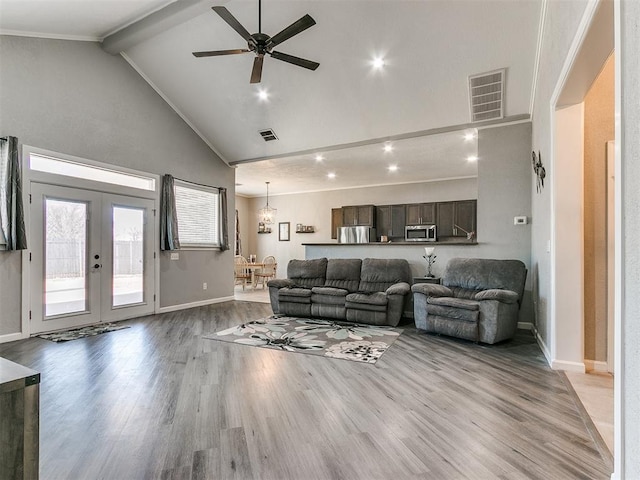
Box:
xmin=258 ymin=181 xmax=277 ymax=224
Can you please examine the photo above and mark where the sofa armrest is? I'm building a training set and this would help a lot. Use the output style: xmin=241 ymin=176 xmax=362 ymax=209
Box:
xmin=385 ymin=282 xmax=410 ymax=296
xmin=267 ymin=279 xmax=294 ymax=289
xmin=475 ymin=289 xmax=519 ymax=304
xmin=411 ymin=283 xmax=453 ymax=297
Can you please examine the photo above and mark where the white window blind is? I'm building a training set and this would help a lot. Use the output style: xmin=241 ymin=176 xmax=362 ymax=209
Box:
xmin=174 ymin=183 xmax=220 ymax=247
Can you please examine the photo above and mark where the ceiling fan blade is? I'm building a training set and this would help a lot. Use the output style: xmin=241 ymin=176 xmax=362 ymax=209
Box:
xmin=268 ymin=14 xmax=316 ymax=47
xmin=250 ymin=56 xmax=264 ymax=84
xmin=212 ymin=6 xmax=252 ymax=41
xmin=192 ymin=49 xmax=250 ymax=57
xmin=270 ymin=51 xmax=319 ymax=71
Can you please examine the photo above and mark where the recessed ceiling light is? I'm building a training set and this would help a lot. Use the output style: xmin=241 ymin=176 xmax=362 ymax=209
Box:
xmin=372 ymin=56 xmax=385 ymax=70
xmin=257 ymin=89 xmax=269 ymax=101
xmin=383 ymin=143 xmax=393 ymax=153
xmin=315 ymin=154 xmax=324 ymax=162
xmin=467 ymin=155 xmax=478 ymax=162
xmin=388 ymin=165 xmax=398 ymax=172
xmin=327 ymin=172 xmax=336 ymax=179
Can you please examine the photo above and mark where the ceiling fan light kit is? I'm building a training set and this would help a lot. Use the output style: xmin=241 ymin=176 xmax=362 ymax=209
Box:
xmin=192 ymin=0 xmax=319 ymax=84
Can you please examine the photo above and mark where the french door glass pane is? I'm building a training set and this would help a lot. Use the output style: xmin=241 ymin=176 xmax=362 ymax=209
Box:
xmin=113 ymin=206 xmax=144 ymax=307
xmin=45 ymin=199 xmax=87 ymax=317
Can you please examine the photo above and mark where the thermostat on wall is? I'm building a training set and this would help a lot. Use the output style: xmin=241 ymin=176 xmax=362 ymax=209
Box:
xmin=514 ymin=216 xmax=528 ymax=225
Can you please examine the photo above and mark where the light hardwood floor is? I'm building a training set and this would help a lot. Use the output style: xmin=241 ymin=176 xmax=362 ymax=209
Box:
xmin=0 ymin=301 xmax=612 ymax=479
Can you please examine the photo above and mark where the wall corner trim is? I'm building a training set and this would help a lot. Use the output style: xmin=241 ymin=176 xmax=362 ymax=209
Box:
xmin=551 ymin=359 xmax=587 ymax=373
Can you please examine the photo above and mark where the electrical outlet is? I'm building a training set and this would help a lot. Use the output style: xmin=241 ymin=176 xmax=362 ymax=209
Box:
xmin=203 ymin=283 xmax=207 ymax=290
xmin=514 ymin=216 xmax=528 ymax=225
xmin=170 ymin=252 xmax=179 ymax=260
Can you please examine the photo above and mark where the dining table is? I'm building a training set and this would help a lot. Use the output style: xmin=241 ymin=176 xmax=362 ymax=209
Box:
xmin=243 ymin=262 xmax=266 ymax=287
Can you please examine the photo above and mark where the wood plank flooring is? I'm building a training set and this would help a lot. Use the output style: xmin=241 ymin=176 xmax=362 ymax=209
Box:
xmin=0 ymin=301 xmax=612 ymax=479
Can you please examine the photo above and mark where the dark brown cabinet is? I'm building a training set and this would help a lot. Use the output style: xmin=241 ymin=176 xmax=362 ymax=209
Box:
xmin=342 ymin=205 xmax=375 ymax=227
xmin=376 ymin=205 xmax=406 ymax=240
xmin=436 ymin=200 xmax=476 ymax=238
xmin=331 ymin=208 xmax=343 ymax=239
xmin=405 ymin=203 xmax=436 ymax=225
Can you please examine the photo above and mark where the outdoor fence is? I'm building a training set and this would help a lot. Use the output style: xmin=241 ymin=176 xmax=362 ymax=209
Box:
xmin=46 ymin=240 xmax=143 ymax=278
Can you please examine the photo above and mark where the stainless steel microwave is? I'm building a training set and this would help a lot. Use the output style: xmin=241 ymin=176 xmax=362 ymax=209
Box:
xmin=405 ymin=225 xmax=437 ymax=242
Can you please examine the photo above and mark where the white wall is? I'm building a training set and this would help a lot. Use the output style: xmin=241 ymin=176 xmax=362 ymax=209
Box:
xmin=0 ymin=35 xmax=235 ymax=338
xmin=244 ymin=177 xmax=477 ymax=278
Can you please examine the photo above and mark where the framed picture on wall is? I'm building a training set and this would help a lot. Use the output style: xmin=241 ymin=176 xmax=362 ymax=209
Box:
xmin=279 ymin=222 xmax=290 ymax=241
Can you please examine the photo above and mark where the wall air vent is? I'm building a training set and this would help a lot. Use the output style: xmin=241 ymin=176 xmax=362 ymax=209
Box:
xmin=468 ymin=68 xmax=505 ymax=122
xmin=259 ymin=129 xmax=278 ymax=141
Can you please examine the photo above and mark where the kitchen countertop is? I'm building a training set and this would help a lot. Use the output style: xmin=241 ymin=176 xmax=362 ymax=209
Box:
xmin=302 ymin=241 xmax=478 ymax=246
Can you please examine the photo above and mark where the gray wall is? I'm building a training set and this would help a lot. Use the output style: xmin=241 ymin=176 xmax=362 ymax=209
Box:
xmin=0 ymin=35 xmax=235 ymax=336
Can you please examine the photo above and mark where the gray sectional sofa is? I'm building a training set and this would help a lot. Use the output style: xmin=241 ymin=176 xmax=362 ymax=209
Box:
xmin=267 ymin=258 xmax=411 ymax=326
xmin=411 ymin=257 xmax=527 ymax=344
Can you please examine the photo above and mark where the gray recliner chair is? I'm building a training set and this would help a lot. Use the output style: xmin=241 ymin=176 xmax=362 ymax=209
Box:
xmin=411 ymin=258 xmax=527 ymax=344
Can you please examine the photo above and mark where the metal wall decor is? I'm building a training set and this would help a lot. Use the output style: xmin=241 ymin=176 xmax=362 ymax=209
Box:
xmin=532 ymin=150 xmax=546 ymax=193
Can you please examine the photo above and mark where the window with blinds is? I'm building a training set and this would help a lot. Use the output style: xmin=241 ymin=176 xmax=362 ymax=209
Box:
xmin=174 ymin=182 xmax=220 ymax=248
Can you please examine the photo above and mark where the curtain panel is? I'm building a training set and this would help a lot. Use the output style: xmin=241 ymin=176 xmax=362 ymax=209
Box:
xmin=160 ymin=174 xmax=180 ymax=251
xmin=219 ymin=187 xmax=229 ymax=251
xmin=0 ymin=136 xmax=27 ymax=250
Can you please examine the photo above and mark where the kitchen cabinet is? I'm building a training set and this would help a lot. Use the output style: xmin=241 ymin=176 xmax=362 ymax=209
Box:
xmin=331 ymin=208 xmax=343 ymax=239
xmin=437 ymin=200 xmax=476 ymax=238
xmin=342 ymin=205 xmax=375 ymax=227
xmin=406 ymin=203 xmax=436 ymax=225
xmin=376 ymin=205 xmax=406 ymax=240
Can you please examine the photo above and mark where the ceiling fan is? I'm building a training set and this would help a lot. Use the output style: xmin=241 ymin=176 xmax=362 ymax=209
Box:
xmin=192 ymin=0 xmax=319 ymax=84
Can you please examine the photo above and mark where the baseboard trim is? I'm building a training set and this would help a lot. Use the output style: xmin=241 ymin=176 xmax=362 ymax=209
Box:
xmin=584 ymin=359 xmax=609 ymax=373
xmin=551 ymin=359 xmax=586 ymax=373
xmin=517 ymin=322 xmax=533 ymax=330
xmin=532 ymin=324 xmax=553 ymax=367
xmin=157 ymin=296 xmax=235 ymax=314
xmin=0 ymin=331 xmax=29 ymax=344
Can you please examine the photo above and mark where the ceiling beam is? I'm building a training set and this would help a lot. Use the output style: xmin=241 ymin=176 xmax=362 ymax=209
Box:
xmin=102 ymin=0 xmax=228 ymax=54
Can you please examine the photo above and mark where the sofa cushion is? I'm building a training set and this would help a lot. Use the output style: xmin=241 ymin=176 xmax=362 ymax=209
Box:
xmin=324 ymin=259 xmax=362 ymax=292
xmin=279 ymin=287 xmax=312 ymax=304
xmin=287 ymin=258 xmax=328 ymax=288
xmin=357 ymin=258 xmax=411 ymax=293
xmin=448 ymin=287 xmax=481 ymax=301
xmin=345 ymin=291 xmax=388 ymax=307
xmin=427 ymin=296 xmax=479 ymax=310
xmin=311 ymin=286 xmax=349 ymax=297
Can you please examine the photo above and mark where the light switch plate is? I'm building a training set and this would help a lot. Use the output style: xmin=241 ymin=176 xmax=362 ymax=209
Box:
xmin=170 ymin=252 xmax=179 ymax=260
xmin=514 ymin=216 xmax=528 ymax=225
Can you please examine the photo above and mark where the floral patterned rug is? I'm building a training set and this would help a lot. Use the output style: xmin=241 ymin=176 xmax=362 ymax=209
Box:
xmin=203 ymin=316 xmax=402 ymax=364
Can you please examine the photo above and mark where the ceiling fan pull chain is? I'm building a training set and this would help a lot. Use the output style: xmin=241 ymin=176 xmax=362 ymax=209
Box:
xmin=258 ymin=0 xmax=262 ymax=34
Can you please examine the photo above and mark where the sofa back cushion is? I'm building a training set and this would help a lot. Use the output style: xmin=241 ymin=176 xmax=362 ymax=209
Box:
xmin=443 ymin=258 xmax=527 ymax=302
xmin=324 ymin=259 xmax=362 ymax=292
xmin=287 ymin=258 xmax=328 ymax=288
xmin=358 ymin=258 xmax=411 ymax=293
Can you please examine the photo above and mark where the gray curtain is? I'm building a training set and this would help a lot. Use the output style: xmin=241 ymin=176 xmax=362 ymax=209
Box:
xmin=160 ymin=174 xmax=180 ymax=251
xmin=0 ymin=136 xmax=27 ymax=250
xmin=219 ymin=187 xmax=229 ymax=251
xmin=235 ymin=209 xmax=242 ymax=256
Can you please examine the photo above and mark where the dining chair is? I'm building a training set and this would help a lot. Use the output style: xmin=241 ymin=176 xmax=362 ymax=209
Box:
xmin=254 ymin=255 xmax=277 ymax=289
xmin=234 ymin=255 xmax=251 ymax=290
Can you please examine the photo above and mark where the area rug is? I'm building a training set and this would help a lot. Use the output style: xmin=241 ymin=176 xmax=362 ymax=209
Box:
xmin=35 ymin=323 xmax=130 ymax=342
xmin=203 ymin=316 xmax=402 ymax=364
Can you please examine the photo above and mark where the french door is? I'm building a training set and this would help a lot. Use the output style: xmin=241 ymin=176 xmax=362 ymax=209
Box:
xmin=30 ymin=183 xmax=155 ymax=333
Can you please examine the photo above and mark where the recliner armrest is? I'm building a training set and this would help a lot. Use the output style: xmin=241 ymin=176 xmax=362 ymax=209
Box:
xmin=385 ymin=282 xmax=410 ymax=296
xmin=411 ymin=283 xmax=453 ymax=297
xmin=267 ymin=279 xmax=294 ymax=289
xmin=475 ymin=289 xmax=518 ymax=304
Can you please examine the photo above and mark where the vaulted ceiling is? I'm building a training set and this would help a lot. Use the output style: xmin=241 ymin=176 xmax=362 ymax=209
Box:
xmin=0 ymin=0 xmax=542 ymax=196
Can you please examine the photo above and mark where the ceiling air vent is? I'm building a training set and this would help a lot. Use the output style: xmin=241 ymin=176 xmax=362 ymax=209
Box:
xmin=259 ymin=129 xmax=278 ymax=142
xmin=468 ymin=68 xmax=505 ymax=122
